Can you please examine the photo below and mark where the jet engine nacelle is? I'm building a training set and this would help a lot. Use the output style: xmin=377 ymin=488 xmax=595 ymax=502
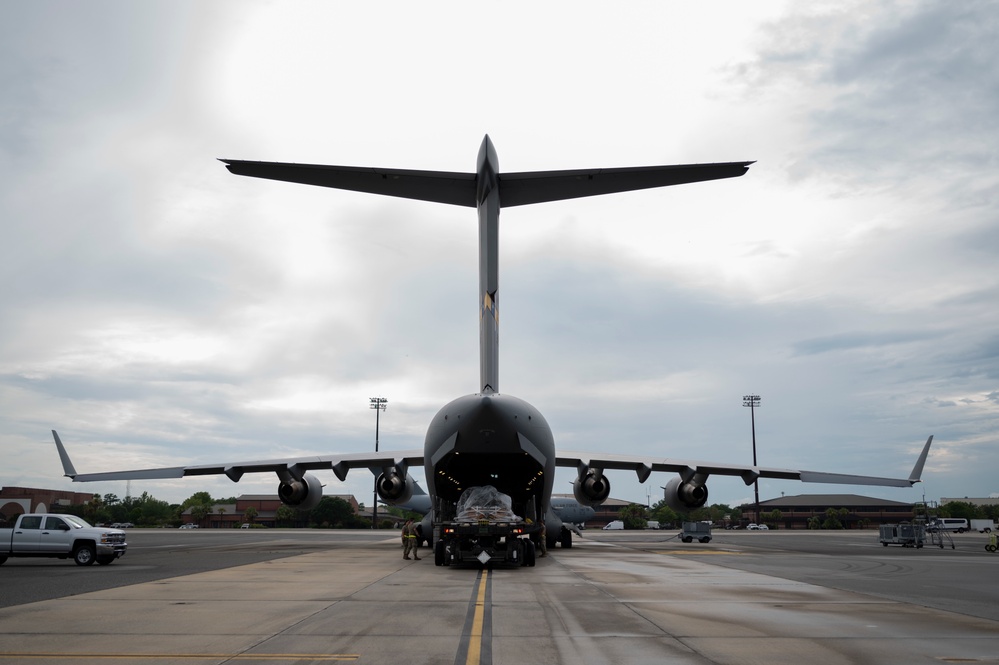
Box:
xmin=572 ymin=469 xmax=611 ymax=507
xmin=277 ymin=473 xmax=323 ymax=511
xmin=376 ymin=469 xmax=414 ymax=505
xmin=663 ymin=475 xmax=709 ymax=512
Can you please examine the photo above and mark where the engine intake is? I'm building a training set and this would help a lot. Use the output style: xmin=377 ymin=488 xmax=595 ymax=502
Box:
xmin=572 ymin=469 xmax=611 ymax=507
xmin=663 ymin=475 xmax=709 ymax=512
xmin=278 ymin=473 xmax=323 ymax=511
xmin=376 ymin=469 xmax=414 ymax=505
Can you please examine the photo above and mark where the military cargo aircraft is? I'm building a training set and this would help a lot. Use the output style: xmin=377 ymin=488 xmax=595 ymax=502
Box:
xmin=52 ymin=136 xmax=932 ymax=553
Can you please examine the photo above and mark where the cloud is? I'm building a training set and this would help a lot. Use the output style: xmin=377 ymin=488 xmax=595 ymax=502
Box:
xmin=2 ymin=2 xmax=998 ymax=509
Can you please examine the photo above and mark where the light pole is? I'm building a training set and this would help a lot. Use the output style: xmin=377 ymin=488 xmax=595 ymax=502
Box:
xmin=369 ymin=397 xmax=388 ymax=529
xmin=743 ymin=394 xmax=761 ymax=525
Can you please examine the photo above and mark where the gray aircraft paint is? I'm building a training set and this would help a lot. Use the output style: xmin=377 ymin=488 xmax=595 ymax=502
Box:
xmin=52 ymin=137 xmax=930 ymax=538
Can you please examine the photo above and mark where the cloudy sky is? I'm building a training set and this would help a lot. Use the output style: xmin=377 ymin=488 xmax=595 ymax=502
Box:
xmin=3 ymin=1 xmax=997 ymax=510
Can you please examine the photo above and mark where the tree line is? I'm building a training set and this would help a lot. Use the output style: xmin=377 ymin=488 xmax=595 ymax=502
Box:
xmin=39 ymin=490 xmax=422 ymax=529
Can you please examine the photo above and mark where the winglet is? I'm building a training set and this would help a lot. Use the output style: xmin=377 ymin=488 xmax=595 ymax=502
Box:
xmin=51 ymin=430 xmax=78 ymax=479
xmin=908 ymin=435 xmax=933 ymax=484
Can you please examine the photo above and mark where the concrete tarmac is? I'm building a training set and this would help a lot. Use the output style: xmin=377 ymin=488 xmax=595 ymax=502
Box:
xmin=1 ymin=529 xmax=997 ymax=664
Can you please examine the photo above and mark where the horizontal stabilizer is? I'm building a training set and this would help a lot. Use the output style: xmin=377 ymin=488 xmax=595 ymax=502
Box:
xmin=220 ymin=155 xmax=753 ymax=210
xmin=221 ymin=160 xmax=477 ymax=207
xmin=498 ymin=161 xmax=754 ymax=207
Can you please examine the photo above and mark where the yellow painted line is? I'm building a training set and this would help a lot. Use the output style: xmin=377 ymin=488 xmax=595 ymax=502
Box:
xmin=0 ymin=654 xmax=358 ymax=662
xmin=465 ymin=568 xmax=489 ymax=665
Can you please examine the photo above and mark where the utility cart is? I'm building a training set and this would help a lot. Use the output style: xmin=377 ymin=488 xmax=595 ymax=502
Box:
xmin=879 ymin=523 xmax=925 ymax=548
xmin=681 ymin=521 xmax=712 ymax=543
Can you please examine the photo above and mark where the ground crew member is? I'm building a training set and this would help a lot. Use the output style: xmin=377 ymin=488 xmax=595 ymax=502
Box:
xmin=539 ymin=520 xmax=547 ymax=557
xmin=403 ymin=518 xmax=421 ymax=560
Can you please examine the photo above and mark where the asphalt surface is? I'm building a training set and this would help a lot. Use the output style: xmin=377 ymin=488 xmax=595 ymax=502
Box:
xmin=1 ymin=528 xmax=997 ymax=664
xmin=0 ymin=529 xmax=391 ymax=608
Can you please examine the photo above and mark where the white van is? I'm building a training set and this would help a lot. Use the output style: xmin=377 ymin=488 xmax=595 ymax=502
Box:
xmin=928 ymin=518 xmax=968 ymax=533
xmin=602 ymin=520 xmax=624 ymax=530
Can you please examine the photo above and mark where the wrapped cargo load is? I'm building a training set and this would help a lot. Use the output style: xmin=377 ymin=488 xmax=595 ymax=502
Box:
xmin=455 ymin=485 xmax=521 ymax=522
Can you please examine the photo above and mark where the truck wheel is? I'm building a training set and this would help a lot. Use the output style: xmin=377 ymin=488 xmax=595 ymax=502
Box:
xmin=74 ymin=544 xmax=97 ymax=566
xmin=524 ymin=539 xmax=536 ymax=567
xmin=434 ymin=540 xmax=446 ymax=566
xmin=682 ymin=536 xmax=693 ymax=543
xmin=699 ymin=537 xmax=711 ymax=543
xmin=0 ymin=556 xmax=7 ymax=566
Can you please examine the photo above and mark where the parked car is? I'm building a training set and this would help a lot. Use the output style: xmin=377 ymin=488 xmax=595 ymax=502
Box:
xmin=240 ymin=523 xmax=251 ymax=529
xmin=179 ymin=523 xmax=198 ymax=529
xmin=927 ymin=518 xmax=968 ymax=533
xmin=1 ymin=514 xmax=127 ymax=566
xmin=747 ymin=523 xmax=759 ymax=530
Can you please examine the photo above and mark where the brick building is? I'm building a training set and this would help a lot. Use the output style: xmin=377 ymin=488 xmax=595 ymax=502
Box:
xmin=181 ymin=494 xmax=361 ymax=528
xmin=0 ymin=486 xmax=97 ymax=517
xmin=745 ymin=494 xmax=916 ymax=529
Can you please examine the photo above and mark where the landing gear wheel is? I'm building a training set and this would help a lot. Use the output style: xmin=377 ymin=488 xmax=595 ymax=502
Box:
xmin=74 ymin=544 xmax=96 ymax=566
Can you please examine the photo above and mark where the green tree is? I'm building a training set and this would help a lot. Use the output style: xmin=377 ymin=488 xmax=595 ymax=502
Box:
xmin=190 ymin=504 xmax=210 ymax=527
xmin=822 ymin=507 xmax=849 ymax=530
xmin=941 ymin=501 xmax=980 ymax=521
xmin=311 ymin=496 xmax=354 ymax=528
xmin=244 ymin=506 xmax=258 ymax=525
xmin=275 ymin=505 xmax=297 ymax=527
xmin=132 ymin=492 xmax=174 ymax=526
xmin=181 ymin=492 xmax=215 ymax=512
xmin=618 ymin=503 xmax=649 ymax=530
xmin=649 ymin=499 xmax=679 ymax=528
xmin=767 ymin=509 xmax=783 ymax=529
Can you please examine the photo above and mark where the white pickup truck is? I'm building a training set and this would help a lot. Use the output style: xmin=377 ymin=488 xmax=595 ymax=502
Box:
xmin=0 ymin=514 xmax=128 ymax=566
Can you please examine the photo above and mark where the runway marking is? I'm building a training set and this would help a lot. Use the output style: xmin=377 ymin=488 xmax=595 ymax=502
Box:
xmin=655 ymin=550 xmax=745 ymax=555
xmin=0 ymin=654 xmax=358 ymax=662
xmin=454 ymin=567 xmax=492 ymax=665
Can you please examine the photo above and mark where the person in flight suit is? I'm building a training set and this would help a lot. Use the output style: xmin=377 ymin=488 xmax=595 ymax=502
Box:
xmin=403 ymin=518 xmax=421 ymax=560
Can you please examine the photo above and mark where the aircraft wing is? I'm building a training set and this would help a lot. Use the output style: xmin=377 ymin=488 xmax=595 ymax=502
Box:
xmin=556 ymin=435 xmax=933 ymax=488
xmin=52 ymin=430 xmax=423 ymax=483
xmin=219 ymin=158 xmax=754 ymax=209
